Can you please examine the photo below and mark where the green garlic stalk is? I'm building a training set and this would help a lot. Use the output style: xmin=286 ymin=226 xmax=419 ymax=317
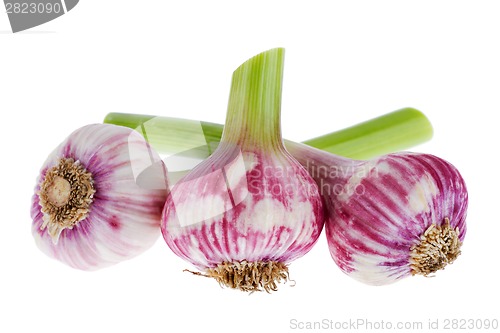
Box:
xmin=104 ymin=107 xmax=432 ymax=164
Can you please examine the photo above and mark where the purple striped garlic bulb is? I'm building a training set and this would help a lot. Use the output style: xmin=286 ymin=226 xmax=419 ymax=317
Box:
xmin=288 ymin=142 xmax=468 ymax=286
xmin=160 ymin=48 xmax=324 ymax=292
xmin=31 ymin=124 xmax=168 ymax=270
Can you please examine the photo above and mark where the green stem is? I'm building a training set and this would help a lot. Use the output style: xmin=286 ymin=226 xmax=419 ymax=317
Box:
xmin=222 ymin=48 xmax=284 ymax=151
xmin=302 ymin=107 xmax=433 ymax=158
xmin=104 ymin=107 xmax=432 ymax=161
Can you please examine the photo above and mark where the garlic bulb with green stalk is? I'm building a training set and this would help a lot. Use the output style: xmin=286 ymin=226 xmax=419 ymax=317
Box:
xmin=286 ymin=142 xmax=468 ymax=285
xmin=31 ymin=124 xmax=168 ymax=270
xmin=160 ymin=48 xmax=324 ymax=292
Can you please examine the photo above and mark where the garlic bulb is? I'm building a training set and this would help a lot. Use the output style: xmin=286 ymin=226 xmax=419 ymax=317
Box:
xmin=160 ymin=48 xmax=324 ymax=292
xmin=31 ymin=124 xmax=168 ymax=270
xmin=287 ymin=143 xmax=468 ymax=285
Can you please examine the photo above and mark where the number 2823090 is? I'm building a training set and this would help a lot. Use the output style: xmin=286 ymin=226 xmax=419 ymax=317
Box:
xmin=5 ymin=2 xmax=62 ymax=14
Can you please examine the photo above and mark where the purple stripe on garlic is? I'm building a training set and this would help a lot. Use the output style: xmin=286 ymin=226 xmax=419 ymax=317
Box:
xmin=31 ymin=124 xmax=168 ymax=270
xmin=287 ymin=143 xmax=468 ymax=286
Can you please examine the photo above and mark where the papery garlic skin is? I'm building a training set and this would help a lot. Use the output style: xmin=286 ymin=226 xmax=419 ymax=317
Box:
xmin=288 ymin=143 xmax=468 ymax=286
xmin=162 ymin=145 xmax=323 ymax=271
xmin=31 ymin=124 xmax=168 ymax=270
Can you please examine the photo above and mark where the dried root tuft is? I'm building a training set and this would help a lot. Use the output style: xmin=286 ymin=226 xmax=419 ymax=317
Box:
xmin=185 ymin=260 xmax=292 ymax=293
xmin=410 ymin=218 xmax=462 ymax=276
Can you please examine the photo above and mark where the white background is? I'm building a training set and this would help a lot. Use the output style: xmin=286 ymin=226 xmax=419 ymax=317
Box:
xmin=1 ymin=1 xmax=498 ymax=332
